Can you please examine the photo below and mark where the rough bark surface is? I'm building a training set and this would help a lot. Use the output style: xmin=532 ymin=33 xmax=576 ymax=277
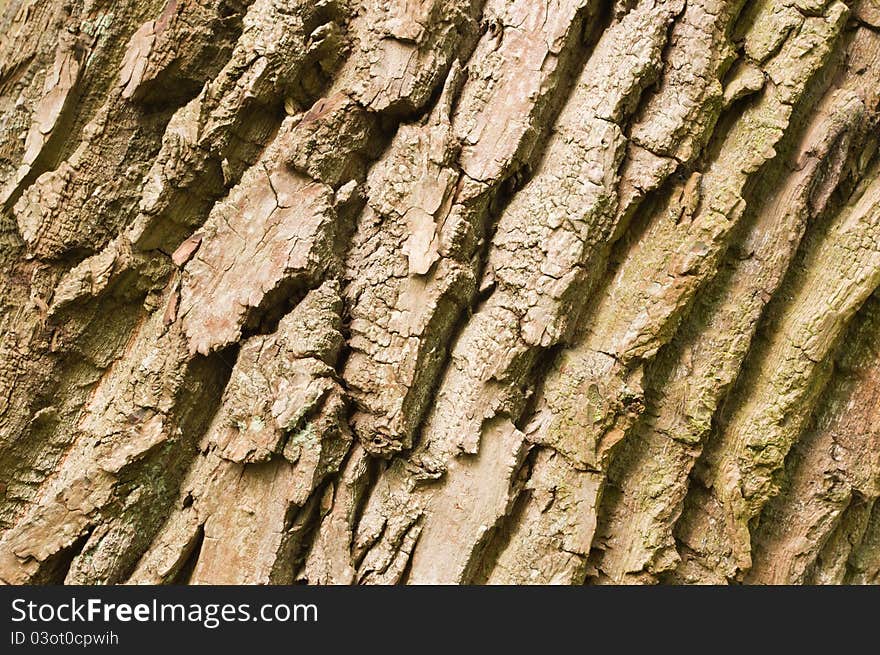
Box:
xmin=0 ymin=0 xmax=879 ymax=585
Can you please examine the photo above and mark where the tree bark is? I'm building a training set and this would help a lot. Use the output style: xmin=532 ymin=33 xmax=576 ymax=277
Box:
xmin=0 ymin=0 xmax=878 ymax=585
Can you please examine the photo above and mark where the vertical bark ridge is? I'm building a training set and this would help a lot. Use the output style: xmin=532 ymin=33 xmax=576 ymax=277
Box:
xmin=350 ymin=0 xmax=689 ymax=584
xmin=745 ymin=293 xmax=880 ymax=583
xmin=0 ymin=0 xmax=254 ymax=526
xmin=674 ymin=142 xmax=880 ymax=582
xmin=1 ymin=0 xmax=879 ymax=585
xmin=491 ymin=0 xmax=848 ymax=584
xmin=342 ymin=0 xmax=606 ymax=457
xmin=591 ymin=23 xmax=880 ymax=584
xmin=844 ymin=500 xmax=880 ymax=584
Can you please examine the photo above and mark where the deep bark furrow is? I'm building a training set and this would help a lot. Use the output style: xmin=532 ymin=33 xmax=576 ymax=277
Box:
xmin=342 ymin=0 xmax=603 ymax=457
xmin=592 ymin=25 xmax=880 ymax=583
xmin=745 ymin=294 xmax=880 ymax=583
xmin=845 ymin=501 xmax=880 ymax=584
xmin=0 ymin=0 xmax=253 ymax=529
xmin=499 ymin=0 xmax=848 ymax=583
xmin=1 ymin=0 xmax=879 ymax=585
xmin=350 ymin=0 xmax=686 ymax=584
xmin=675 ymin=152 xmax=880 ymax=581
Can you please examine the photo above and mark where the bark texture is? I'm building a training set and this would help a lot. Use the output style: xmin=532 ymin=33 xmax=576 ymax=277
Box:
xmin=0 ymin=0 xmax=879 ymax=585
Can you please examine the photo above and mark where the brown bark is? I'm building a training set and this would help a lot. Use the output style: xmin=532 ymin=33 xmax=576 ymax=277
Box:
xmin=0 ymin=0 xmax=879 ymax=585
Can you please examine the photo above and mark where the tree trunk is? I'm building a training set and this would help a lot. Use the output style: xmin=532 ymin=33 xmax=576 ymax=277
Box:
xmin=0 ymin=0 xmax=878 ymax=585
